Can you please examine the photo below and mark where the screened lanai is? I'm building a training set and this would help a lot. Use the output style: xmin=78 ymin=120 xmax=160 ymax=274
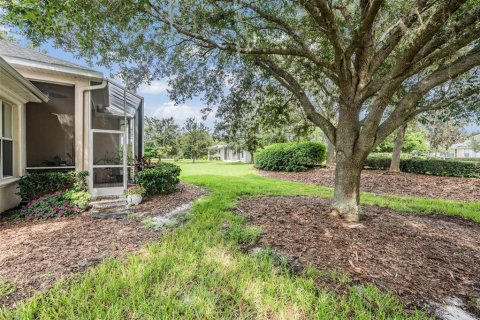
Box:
xmin=90 ymin=80 xmax=143 ymax=196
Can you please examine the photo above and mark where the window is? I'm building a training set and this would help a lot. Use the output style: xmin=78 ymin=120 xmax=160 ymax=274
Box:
xmin=464 ymin=150 xmax=470 ymax=158
xmin=0 ymin=101 xmax=13 ymax=178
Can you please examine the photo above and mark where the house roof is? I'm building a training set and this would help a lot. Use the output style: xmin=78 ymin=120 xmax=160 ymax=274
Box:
xmin=209 ymin=144 xmax=227 ymax=150
xmin=0 ymin=56 xmax=49 ymax=103
xmin=450 ymin=133 xmax=480 ymax=149
xmin=0 ymin=40 xmax=103 ymax=79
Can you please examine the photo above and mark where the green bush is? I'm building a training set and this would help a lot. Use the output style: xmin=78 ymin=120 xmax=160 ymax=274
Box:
xmin=254 ymin=142 xmax=327 ymax=172
xmin=18 ymin=171 xmax=88 ymax=200
xmin=364 ymin=156 xmax=480 ymax=178
xmin=135 ymin=163 xmax=181 ymax=195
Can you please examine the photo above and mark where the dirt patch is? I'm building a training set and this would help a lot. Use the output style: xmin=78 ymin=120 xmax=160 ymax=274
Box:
xmin=238 ymin=196 xmax=480 ymax=312
xmin=258 ymin=168 xmax=480 ymax=202
xmin=133 ymin=182 xmax=207 ymax=217
xmin=0 ymin=183 xmax=205 ymax=307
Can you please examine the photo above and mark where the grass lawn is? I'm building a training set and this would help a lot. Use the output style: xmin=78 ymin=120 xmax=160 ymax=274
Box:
xmin=3 ymin=161 xmax=478 ymax=319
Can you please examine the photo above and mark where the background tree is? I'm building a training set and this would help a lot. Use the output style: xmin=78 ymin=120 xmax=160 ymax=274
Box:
xmin=4 ymin=0 xmax=480 ymax=221
xmin=144 ymin=117 xmax=180 ymax=160
xmin=423 ymin=111 xmax=467 ymax=156
xmin=470 ymin=134 xmax=480 ymax=153
xmin=180 ymin=118 xmax=213 ymax=162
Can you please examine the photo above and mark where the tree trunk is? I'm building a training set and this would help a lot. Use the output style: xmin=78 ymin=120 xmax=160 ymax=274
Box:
xmin=326 ymin=139 xmax=335 ymax=166
xmin=331 ymin=153 xmax=363 ymax=222
xmin=330 ymin=106 xmax=365 ymax=222
xmin=389 ymin=124 xmax=406 ymax=172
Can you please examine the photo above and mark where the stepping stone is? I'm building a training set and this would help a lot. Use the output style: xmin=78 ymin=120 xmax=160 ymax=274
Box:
xmin=91 ymin=210 xmax=131 ymax=219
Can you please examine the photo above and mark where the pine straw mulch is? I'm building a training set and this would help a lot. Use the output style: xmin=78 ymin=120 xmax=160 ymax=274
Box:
xmin=0 ymin=183 xmax=205 ymax=308
xmin=237 ymin=196 xmax=480 ymax=314
xmin=258 ymin=167 xmax=480 ymax=202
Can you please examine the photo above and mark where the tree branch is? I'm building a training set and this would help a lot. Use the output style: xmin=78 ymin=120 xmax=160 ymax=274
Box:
xmin=255 ymin=57 xmax=337 ymax=144
xmin=345 ymin=0 xmax=385 ymax=58
xmin=375 ymin=46 xmax=480 ymax=142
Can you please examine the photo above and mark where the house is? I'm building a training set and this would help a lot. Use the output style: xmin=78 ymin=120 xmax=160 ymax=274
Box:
xmin=445 ymin=133 xmax=480 ymax=158
xmin=0 ymin=40 xmax=144 ymax=213
xmin=208 ymin=144 xmax=252 ymax=163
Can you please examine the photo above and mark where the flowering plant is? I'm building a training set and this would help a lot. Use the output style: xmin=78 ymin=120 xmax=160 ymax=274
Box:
xmin=21 ymin=191 xmax=81 ymax=220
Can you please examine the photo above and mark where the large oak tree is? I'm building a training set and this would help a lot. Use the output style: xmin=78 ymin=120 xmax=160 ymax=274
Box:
xmin=3 ymin=0 xmax=479 ymax=221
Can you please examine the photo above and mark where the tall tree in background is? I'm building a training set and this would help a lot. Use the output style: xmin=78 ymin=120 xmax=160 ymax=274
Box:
xmin=470 ymin=134 xmax=480 ymax=153
xmin=4 ymin=0 xmax=480 ymax=221
xmin=144 ymin=117 xmax=180 ymax=160
xmin=180 ymin=118 xmax=213 ymax=162
xmin=423 ymin=111 xmax=467 ymax=156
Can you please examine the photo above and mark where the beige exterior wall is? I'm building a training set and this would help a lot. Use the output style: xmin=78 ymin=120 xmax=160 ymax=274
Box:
xmin=1 ymin=67 xmax=92 ymax=213
xmin=0 ymin=92 xmax=25 ymax=212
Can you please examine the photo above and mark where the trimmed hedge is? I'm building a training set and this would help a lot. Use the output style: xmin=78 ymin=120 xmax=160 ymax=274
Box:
xmin=364 ymin=156 xmax=480 ymax=178
xmin=136 ymin=163 xmax=181 ymax=195
xmin=254 ymin=142 xmax=326 ymax=172
xmin=18 ymin=171 xmax=88 ymax=200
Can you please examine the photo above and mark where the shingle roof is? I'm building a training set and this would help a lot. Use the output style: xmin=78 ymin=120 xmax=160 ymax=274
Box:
xmin=0 ymin=40 xmax=99 ymax=74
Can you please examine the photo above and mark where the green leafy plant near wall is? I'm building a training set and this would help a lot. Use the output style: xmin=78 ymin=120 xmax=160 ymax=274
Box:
xmin=18 ymin=171 xmax=89 ymax=200
xmin=255 ymin=142 xmax=326 ymax=172
xmin=136 ymin=163 xmax=181 ymax=195
xmin=364 ymin=156 xmax=480 ymax=178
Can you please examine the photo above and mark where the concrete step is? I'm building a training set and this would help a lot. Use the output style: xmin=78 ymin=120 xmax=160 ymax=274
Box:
xmin=90 ymin=198 xmax=127 ymax=210
xmin=91 ymin=209 xmax=132 ymax=219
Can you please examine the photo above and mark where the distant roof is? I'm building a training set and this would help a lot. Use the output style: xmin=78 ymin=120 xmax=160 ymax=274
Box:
xmin=0 ymin=40 xmax=103 ymax=79
xmin=209 ymin=144 xmax=227 ymax=149
xmin=450 ymin=133 xmax=480 ymax=149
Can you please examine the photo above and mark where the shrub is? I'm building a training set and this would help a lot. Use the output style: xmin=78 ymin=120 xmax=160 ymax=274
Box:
xmin=254 ymin=142 xmax=326 ymax=172
xmin=18 ymin=171 xmax=88 ymax=200
xmin=364 ymin=156 xmax=480 ymax=178
xmin=136 ymin=163 xmax=181 ymax=195
xmin=20 ymin=192 xmax=83 ymax=220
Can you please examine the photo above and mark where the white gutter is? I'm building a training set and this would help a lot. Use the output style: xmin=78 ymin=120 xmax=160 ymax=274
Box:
xmin=3 ymin=56 xmax=104 ymax=80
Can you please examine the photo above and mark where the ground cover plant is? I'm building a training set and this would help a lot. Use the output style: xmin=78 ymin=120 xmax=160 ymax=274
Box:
xmin=2 ymin=162 xmax=479 ymax=319
xmin=20 ymin=191 xmax=85 ymax=220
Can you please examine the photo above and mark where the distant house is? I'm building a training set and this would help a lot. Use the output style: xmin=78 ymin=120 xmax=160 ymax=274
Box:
xmin=0 ymin=40 xmax=144 ymax=213
xmin=445 ymin=134 xmax=480 ymax=158
xmin=208 ymin=144 xmax=252 ymax=163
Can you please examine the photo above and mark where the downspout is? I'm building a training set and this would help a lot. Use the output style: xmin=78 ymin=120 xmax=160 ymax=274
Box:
xmin=81 ymin=80 xmax=107 ymax=171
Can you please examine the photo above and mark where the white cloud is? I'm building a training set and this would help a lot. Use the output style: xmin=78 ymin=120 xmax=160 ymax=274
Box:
xmin=139 ymin=80 xmax=170 ymax=94
xmin=151 ymin=101 xmax=217 ymax=128
xmin=152 ymin=101 xmax=202 ymax=121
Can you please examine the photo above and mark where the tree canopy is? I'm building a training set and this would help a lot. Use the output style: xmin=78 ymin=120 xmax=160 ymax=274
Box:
xmin=3 ymin=0 xmax=479 ymax=221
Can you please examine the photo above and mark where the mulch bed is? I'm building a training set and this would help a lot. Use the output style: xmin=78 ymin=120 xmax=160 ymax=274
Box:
xmin=258 ymin=168 xmax=480 ymax=202
xmin=133 ymin=183 xmax=207 ymax=217
xmin=0 ymin=183 xmax=205 ymax=308
xmin=238 ymin=196 xmax=480 ymax=313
